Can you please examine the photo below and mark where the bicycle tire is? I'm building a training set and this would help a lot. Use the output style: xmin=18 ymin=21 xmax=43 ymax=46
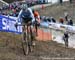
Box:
xmin=21 ymin=24 xmax=34 ymax=55
xmin=24 ymin=25 xmax=32 ymax=55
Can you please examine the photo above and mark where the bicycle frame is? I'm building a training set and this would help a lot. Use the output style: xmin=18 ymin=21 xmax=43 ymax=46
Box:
xmin=15 ymin=20 xmax=38 ymax=55
xmin=21 ymin=23 xmax=34 ymax=55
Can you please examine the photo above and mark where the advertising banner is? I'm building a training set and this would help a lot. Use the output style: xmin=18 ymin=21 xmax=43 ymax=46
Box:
xmin=0 ymin=15 xmax=22 ymax=34
xmin=49 ymin=23 xmax=75 ymax=33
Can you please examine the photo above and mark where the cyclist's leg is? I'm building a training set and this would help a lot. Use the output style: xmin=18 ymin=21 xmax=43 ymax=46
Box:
xmin=21 ymin=19 xmax=30 ymax=55
xmin=29 ymin=25 xmax=35 ymax=52
xmin=21 ymin=25 xmax=26 ymax=55
xmin=25 ymin=24 xmax=33 ymax=55
xmin=35 ymin=24 xmax=38 ymax=36
xmin=22 ymin=20 xmax=34 ymax=55
xmin=30 ymin=26 xmax=33 ymax=45
xmin=65 ymin=38 xmax=68 ymax=47
xmin=34 ymin=20 xmax=38 ymax=36
xmin=21 ymin=23 xmax=30 ymax=55
xmin=26 ymin=25 xmax=32 ymax=52
xmin=23 ymin=25 xmax=26 ymax=41
xmin=21 ymin=25 xmax=29 ymax=55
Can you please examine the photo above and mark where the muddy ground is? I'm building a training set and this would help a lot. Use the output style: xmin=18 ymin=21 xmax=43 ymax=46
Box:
xmin=0 ymin=2 xmax=75 ymax=60
xmin=0 ymin=32 xmax=75 ymax=60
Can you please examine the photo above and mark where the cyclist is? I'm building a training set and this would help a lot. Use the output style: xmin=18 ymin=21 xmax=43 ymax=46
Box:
xmin=17 ymin=4 xmax=35 ymax=25
xmin=63 ymin=31 xmax=69 ymax=47
xmin=32 ymin=9 xmax=40 ymax=36
xmin=32 ymin=9 xmax=40 ymax=23
xmin=16 ymin=3 xmax=35 ymax=55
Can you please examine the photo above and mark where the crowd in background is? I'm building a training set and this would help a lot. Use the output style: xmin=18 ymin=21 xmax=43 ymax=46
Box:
xmin=0 ymin=1 xmax=74 ymax=26
xmin=0 ymin=1 xmax=22 ymax=17
xmin=41 ymin=12 xmax=73 ymax=26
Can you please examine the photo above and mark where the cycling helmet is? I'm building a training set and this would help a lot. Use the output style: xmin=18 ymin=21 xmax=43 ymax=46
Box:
xmin=21 ymin=3 xmax=28 ymax=9
xmin=32 ymin=9 xmax=39 ymax=17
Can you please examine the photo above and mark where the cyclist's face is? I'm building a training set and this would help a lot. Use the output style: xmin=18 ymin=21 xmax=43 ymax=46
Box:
xmin=22 ymin=8 xmax=27 ymax=11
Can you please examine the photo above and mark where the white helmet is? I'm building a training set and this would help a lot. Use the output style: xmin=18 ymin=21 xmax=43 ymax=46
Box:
xmin=21 ymin=3 xmax=28 ymax=9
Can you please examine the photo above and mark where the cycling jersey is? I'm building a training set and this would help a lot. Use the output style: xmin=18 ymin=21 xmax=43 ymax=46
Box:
xmin=33 ymin=10 xmax=40 ymax=23
xmin=17 ymin=8 xmax=35 ymax=23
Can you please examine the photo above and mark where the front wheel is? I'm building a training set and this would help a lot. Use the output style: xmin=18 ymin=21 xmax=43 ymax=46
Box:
xmin=24 ymin=25 xmax=32 ymax=55
xmin=21 ymin=25 xmax=30 ymax=55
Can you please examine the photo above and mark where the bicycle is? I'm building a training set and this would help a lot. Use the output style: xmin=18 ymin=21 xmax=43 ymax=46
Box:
xmin=15 ymin=21 xmax=35 ymax=55
xmin=33 ymin=18 xmax=40 ymax=36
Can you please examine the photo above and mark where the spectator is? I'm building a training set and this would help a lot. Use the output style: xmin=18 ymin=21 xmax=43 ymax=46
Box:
xmin=63 ymin=31 xmax=69 ymax=47
xmin=59 ymin=17 xmax=64 ymax=24
xmin=69 ymin=0 xmax=72 ymax=4
xmin=64 ymin=12 xmax=68 ymax=21
xmin=40 ymin=16 xmax=46 ymax=21
xmin=47 ymin=17 xmax=51 ymax=22
xmin=43 ymin=17 xmax=47 ymax=22
xmin=59 ymin=0 xmax=63 ymax=5
xmin=51 ymin=17 xmax=56 ymax=23
xmin=67 ymin=18 xmax=73 ymax=26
